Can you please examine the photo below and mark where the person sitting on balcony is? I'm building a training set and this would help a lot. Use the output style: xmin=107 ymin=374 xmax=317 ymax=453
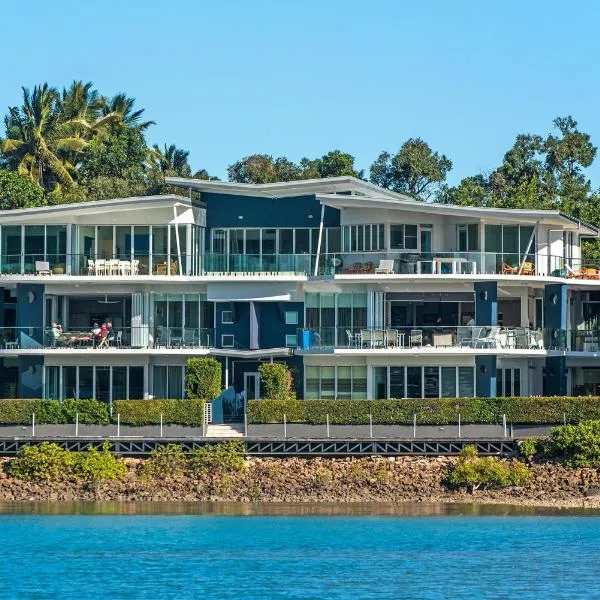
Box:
xmin=106 ymin=322 xmax=115 ymax=343
xmin=48 ymin=322 xmax=66 ymax=346
xmin=97 ymin=322 xmax=110 ymax=348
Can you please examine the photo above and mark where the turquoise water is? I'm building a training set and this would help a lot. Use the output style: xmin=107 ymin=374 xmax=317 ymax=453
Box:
xmin=0 ymin=503 xmax=598 ymax=599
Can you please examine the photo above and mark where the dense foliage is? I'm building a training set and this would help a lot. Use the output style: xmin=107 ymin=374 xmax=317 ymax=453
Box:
xmin=185 ymin=357 xmax=222 ymax=401
xmin=5 ymin=441 xmax=126 ymax=482
xmin=546 ymin=421 xmax=600 ymax=467
xmin=258 ymin=363 xmax=293 ymax=401
xmin=448 ymin=445 xmax=532 ymax=493
xmin=247 ymin=397 xmax=600 ymax=425
xmin=113 ymin=400 xmax=205 ymax=425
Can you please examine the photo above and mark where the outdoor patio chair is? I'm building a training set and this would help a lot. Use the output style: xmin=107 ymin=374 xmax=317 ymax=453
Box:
xmin=346 ymin=329 xmax=355 ymax=348
xmin=132 ymin=259 xmax=140 ymax=275
xmin=386 ymin=329 xmax=399 ymax=347
xmin=514 ymin=327 xmax=529 ymax=349
xmin=108 ymin=259 xmax=120 ymax=276
xmin=115 ymin=331 xmax=123 ymax=347
xmin=95 ymin=259 xmax=106 ymax=275
xmin=521 ymin=261 xmax=535 ymax=275
xmin=87 ymin=259 xmax=95 ymax=275
xmin=583 ymin=267 xmax=600 ymax=280
xmin=119 ymin=260 xmax=132 ymax=276
xmin=409 ymin=329 xmax=423 ymax=347
xmin=457 ymin=326 xmax=474 ymax=347
xmin=566 ymin=265 xmax=586 ymax=279
xmin=501 ymin=262 xmax=518 ymax=275
xmin=360 ymin=329 xmax=372 ymax=348
xmin=372 ymin=329 xmax=385 ymax=347
xmin=35 ymin=261 xmax=52 ymax=276
xmin=474 ymin=326 xmax=502 ymax=348
xmin=375 ymin=259 xmax=395 ymax=274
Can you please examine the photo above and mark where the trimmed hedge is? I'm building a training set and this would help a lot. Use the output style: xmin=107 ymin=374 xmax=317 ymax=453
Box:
xmin=0 ymin=399 xmax=110 ymax=425
xmin=0 ymin=399 xmax=203 ymax=426
xmin=113 ymin=400 xmax=205 ymax=425
xmin=247 ymin=396 xmax=600 ymax=425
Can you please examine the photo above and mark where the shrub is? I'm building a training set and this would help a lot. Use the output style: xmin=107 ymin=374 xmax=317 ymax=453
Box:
xmin=518 ymin=437 xmax=541 ymax=460
xmin=74 ymin=442 xmax=127 ymax=482
xmin=188 ymin=441 xmax=245 ymax=478
xmin=185 ymin=357 xmax=222 ymax=400
xmin=60 ymin=399 xmax=110 ymax=425
xmin=448 ymin=445 xmax=532 ymax=492
xmin=113 ymin=400 xmax=205 ymax=425
xmin=5 ymin=442 xmax=76 ymax=481
xmin=259 ymin=363 xmax=293 ymax=401
xmin=140 ymin=444 xmax=187 ymax=479
xmin=248 ymin=397 xmax=600 ymax=426
xmin=0 ymin=399 xmax=37 ymax=424
xmin=547 ymin=421 xmax=600 ymax=467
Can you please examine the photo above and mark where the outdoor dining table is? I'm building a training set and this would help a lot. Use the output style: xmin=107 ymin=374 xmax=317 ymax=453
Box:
xmin=416 ymin=257 xmax=477 ymax=275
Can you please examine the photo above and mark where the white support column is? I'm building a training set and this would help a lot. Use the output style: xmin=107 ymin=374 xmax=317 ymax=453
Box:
xmin=173 ymin=206 xmax=183 ymax=275
xmin=66 ymin=224 xmax=72 ymax=275
xmin=144 ymin=363 xmax=150 ymax=399
xmin=225 ymin=356 xmax=229 ymax=389
xmin=366 ymin=365 xmax=373 ymax=400
xmin=313 ymin=204 xmax=326 ymax=276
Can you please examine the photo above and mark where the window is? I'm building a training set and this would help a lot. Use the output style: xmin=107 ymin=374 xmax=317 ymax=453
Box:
xmin=390 ymin=224 xmax=418 ymax=250
xmin=342 ymin=224 xmax=385 ymax=252
xmin=153 ymin=365 xmax=183 ymax=399
xmin=221 ymin=334 xmax=234 ymax=348
xmin=285 ymin=334 xmax=297 ymax=347
xmin=303 ymin=366 xmax=368 ymax=400
xmin=497 ymin=368 xmax=521 ymax=397
xmin=457 ymin=224 xmax=479 ymax=252
xmin=285 ymin=311 xmax=298 ymax=325
xmin=222 ymin=310 xmax=233 ymax=324
xmin=373 ymin=366 xmax=475 ymax=399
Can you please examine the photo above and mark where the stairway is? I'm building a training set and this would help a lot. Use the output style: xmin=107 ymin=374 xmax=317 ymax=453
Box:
xmin=205 ymin=423 xmax=245 ymax=438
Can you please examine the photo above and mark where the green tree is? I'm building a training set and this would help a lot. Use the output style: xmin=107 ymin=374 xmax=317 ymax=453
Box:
xmin=0 ymin=169 xmax=45 ymax=210
xmin=227 ymin=154 xmax=303 ymax=183
xmin=370 ymin=138 xmax=452 ymax=199
xmin=300 ymin=150 xmax=362 ymax=179
xmin=101 ymin=93 xmax=154 ymax=132
xmin=149 ymin=143 xmax=192 ymax=177
xmin=1 ymin=84 xmax=87 ymax=190
xmin=544 ymin=116 xmax=597 ymax=218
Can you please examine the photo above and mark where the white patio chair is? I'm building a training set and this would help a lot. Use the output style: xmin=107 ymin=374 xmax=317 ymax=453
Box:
xmin=373 ymin=329 xmax=385 ymax=347
xmin=120 ymin=260 xmax=132 ymax=276
xmin=132 ymin=259 xmax=140 ymax=275
xmin=35 ymin=261 xmax=52 ymax=276
xmin=360 ymin=329 xmax=372 ymax=348
xmin=87 ymin=259 xmax=95 ymax=275
xmin=474 ymin=326 xmax=502 ymax=348
xmin=108 ymin=259 xmax=120 ymax=276
xmin=409 ymin=329 xmax=423 ymax=347
xmin=386 ymin=329 xmax=399 ymax=347
xmin=95 ymin=259 xmax=106 ymax=275
xmin=346 ymin=329 xmax=354 ymax=348
xmin=374 ymin=259 xmax=395 ymax=274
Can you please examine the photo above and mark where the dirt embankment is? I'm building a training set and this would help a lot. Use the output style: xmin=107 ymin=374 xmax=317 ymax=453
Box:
xmin=1 ymin=456 xmax=600 ymax=508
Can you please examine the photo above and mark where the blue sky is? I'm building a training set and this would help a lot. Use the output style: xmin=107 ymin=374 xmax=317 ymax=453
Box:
xmin=2 ymin=0 xmax=599 ymax=186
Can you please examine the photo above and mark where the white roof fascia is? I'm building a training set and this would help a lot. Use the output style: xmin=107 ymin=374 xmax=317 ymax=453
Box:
xmin=164 ymin=176 xmax=412 ymax=201
xmin=0 ymin=194 xmax=196 ymax=223
xmin=317 ymin=194 xmax=599 ymax=235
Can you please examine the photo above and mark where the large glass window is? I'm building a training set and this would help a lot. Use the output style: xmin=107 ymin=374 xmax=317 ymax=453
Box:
xmin=390 ymin=224 xmax=418 ymax=250
xmin=305 ymin=366 xmax=320 ymax=399
xmin=79 ymin=366 xmax=94 ymax=399
xmin=342 ymin=224 xmax=385 ymax=252
xmin=129 ymin=367 xmax=144 ymax=399
xmin=441 ymin=367 xmax=456 ymax=398
xmin=97 ymin=226 xmax=113 ymax=259
xmin=112 ymin=366 xmax=127 ymax=400
xmin=64 ymin=366 xmax=77 ymax=399
xmin=278 ymin=229 xmax=294 ymax=254
xmin=458 ymin=367 xmax=474 ymax=397
xmin=406 ymin=366 xmax=422 ymax=398
xmin=373 ymin=366 xmax=388 ymax=399
xmin=424 ymin=366 xmax=439 ymax=398
xmin=95 ymin=366 xmax=110 ymax=402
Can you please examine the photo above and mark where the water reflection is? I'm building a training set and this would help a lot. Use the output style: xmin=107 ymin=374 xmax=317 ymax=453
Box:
xmin=0 ymin=501 xmax=599 ymax=517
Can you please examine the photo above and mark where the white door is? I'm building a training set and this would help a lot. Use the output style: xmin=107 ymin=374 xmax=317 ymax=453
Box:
xmin=244 ymin=372 xmax=260 ymax=400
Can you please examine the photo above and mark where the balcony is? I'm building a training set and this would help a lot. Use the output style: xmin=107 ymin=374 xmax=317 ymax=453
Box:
xmin=296 ymin=326 xmax=549 ymax=352
xmin=0 ymin=326 xmax=215 ymax=351
xmin=319 ymin=252 xmax=587 ymax=278
xmin=202 ymin=253 xmax=314 ymax=275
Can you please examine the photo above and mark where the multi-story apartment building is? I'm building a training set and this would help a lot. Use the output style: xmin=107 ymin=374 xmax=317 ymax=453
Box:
xmin=1 ymin=176 xmax=599 ymax=421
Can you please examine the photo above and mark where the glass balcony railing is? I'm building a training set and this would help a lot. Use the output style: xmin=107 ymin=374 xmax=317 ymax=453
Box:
xmin=0 ymin=327 xmax=215 ymax=350
xmin=318 ymin=252 xmax=585 ymax=277
xmin=0 ymin=251 xmax=597 ymax=279
xmin=296 ymin=326 xmax=548 ymax=351
xmin=202 ymin=253 xmax=314 ymax=274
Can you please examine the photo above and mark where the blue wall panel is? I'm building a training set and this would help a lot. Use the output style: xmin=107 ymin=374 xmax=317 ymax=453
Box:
xmin=202 ymin=193 xmax=340 ymax=229
xmin=258 ymin=301 xmax=304 ymax=349
xmin=544 ymin=356 xmax=567 ymax=396
xmin=474 ymin=281 xmax=497 ymax=326
xmin=475 ymin=355 xmax=497 ymax=398
xmin=544 ymin=283 xmax=567 ymax=329
xmin=19 ymin=355 xmax=44 ymax=399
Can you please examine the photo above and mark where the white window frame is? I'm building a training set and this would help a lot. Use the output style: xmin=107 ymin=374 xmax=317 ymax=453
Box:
xmin=285 ymin=311 xmax=298 ymax=325
xmin=285 ymin=334 xmax=297 ymax=348
xmin=221 ymin=334 xmax=235 ymax=348
xmin=221 ymin=310 xmax=233 ymax=324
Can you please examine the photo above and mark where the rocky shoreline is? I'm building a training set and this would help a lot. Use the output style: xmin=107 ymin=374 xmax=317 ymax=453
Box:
xmin=1 ymin=456 xmax=600 ymax=509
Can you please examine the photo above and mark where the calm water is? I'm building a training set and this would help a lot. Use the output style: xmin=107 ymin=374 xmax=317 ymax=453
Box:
xmin=0 ymin=502 xmax=598 ymax=599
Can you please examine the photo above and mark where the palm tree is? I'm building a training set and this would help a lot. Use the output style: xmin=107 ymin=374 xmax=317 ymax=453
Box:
xmin=149 ymin=143 xmax=191 ymax=177
xmin=1 ymin=84 xmax=86 ymax=189
xmin=102 ymin=93 xmax=155 ymax=132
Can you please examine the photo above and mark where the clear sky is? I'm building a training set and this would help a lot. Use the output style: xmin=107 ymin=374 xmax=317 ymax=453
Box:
xmin=2 ymin=0 xmax=599 ymax=186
